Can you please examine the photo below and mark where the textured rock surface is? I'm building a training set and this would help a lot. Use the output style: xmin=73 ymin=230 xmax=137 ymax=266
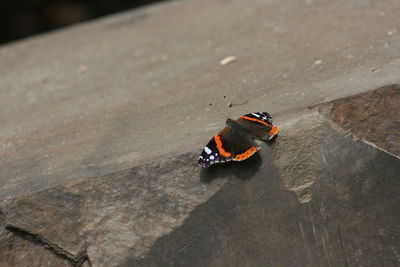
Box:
xmin=1 ymin=98 xmax=399 ymax=266
xmin=0 ymin=212 xmax=71 ymax=266
xmin=1 ymin=0 xmax=400 ymax=266
xmin=2 ymin=0 xmax=400 ymax=200
xmin=0 ymin=237 xmax=71 ymax=267
xmin=0 ymin=153 xmax=227 ymax=266
xmin=271 ymin=112 xmax=327 ymax=203
xmin=317 ymin=84 xmax=400 ymax=157
xmin=124 ymin=123 xmax=400 ymax=267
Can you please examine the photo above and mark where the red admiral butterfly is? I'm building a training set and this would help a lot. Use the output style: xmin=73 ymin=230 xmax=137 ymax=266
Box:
xmin=198 ymin=112 xmax=279 ymax=167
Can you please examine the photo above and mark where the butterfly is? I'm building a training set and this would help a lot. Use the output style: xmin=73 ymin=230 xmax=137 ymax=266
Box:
xmin=198 ymin=112 xmax=279 ymax=167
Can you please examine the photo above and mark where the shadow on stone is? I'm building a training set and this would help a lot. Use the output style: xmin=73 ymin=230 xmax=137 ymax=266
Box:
xmin=199 ymin=135 xmax=279 ymax=183
xmin=199 ymin=152 xmax=262 ymax=183
xmin=119 ymin=125 xmax=400 ymax=267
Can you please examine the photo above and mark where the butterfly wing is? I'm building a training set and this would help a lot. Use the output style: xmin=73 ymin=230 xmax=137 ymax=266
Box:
xmin=198 ymin=130 xmax=232 ymax=167
xmin=243 ymin=112 xmax=273 ymax=125
xmin=236 ymin=112 xmax=279 ymax=141
xmin=198 ymin=125 xmax=260 ymax=167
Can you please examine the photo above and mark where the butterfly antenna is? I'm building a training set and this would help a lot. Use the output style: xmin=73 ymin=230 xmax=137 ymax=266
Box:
xmin=223 ymin=95 xmax=248 ymax=107
xmin=208 ymin=102 xmax=229 ymax=119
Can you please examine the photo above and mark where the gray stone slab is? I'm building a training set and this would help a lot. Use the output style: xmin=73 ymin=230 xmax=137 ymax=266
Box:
xmin=1 ymin=96 xmax=398 ymax=266
xmin=2 ymin=0 xmax=400 ymax=199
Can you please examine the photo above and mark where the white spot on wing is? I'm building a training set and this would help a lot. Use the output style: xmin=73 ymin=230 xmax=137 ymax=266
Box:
xmin=210 ymin=155 xmax=215 ymax=160
xmin=252 ymin=113 xmax=260 ymax=117
xmin=205 ymin=147 xmax=212 ymax=154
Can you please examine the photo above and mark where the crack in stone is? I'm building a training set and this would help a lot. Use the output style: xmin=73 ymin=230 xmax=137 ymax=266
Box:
xmin=358 ymin=138 xmax=400 ymax=160
xmin=169 ymin=231 xmax=201 ymax=263
xmin=326 ymin=120 xmax=400 ymax=160
xmin=5 ymin=224 xmax=89 ymax=267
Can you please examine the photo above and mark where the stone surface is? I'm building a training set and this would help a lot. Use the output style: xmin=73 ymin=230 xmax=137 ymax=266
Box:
xmin=2 ymin=0 xmax=400 ymax=199
xmin=271 ymin=112 xmax=327 ymax=203
xmin=0 ymin=153 xmax=227 ymax=266
xmin=0 ymin=236 xmax=71 ymax=267
xmin=316 ymin=84 xmax=400 ymax=157
xmin=1 ymin=0 xmax=400 ymax=266
xmin=123 ymin=124 xmax=400 ymax=267
xmin=0 ymin=211 xmax=72 ymax=266
xmin=1 ymin=99 xmax=399 ymax=266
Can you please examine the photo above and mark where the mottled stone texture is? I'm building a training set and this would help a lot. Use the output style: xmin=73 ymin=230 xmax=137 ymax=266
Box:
xmin=271 ymin=113 xmax=327 ymax=203
xmin=0 ymin=237 xmax=71 ymax=267
xmin=0 ymin=154 xmax=227 ymax=266
xmin=317 ymin=84 xmax=400 ymax=157
xmin=0 ymin=211 xmax=71 ymax=266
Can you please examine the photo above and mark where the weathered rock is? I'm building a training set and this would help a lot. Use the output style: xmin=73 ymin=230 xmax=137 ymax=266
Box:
xmin=1 ymin=187 xmax=86 ymax=256
xmin=0 ymin=211 xmax=72 ymax=266
xmin=317 ymin=84 xmax=400 ymax=157
xmin=0 ymin=153 xmax=228 ymax=266
xmin=121 ymin=123 xmax=400 ymax=267
xmin=271 ymin=112 xmax=327 ymax=203
xmin=2 ymin=0 xmax=400 ymax=201
xmin=1 ymin=94 xmax=399 ymax=266
xmin=1 ymin=0 xmax=400 ymax=266
xmin=0 ymin=236 xmax=72 ymax=267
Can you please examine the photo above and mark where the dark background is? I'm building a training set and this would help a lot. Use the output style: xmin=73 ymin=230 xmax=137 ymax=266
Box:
xmin=0 ymin=0 xmax=167 ymax=45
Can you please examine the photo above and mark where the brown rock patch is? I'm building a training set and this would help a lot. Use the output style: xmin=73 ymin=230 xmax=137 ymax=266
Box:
xmin=317 ymin=84 xmax=400 ymax=156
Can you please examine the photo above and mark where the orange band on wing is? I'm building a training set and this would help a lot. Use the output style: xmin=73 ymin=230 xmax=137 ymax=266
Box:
xmin=241 ymin=116 xmax=271 ymax=126
xmin=269 ymin=126 xmax=279 ymax=136
xmin=214 ymin=135 xmax=232 ymax=157
xmin=233 ymin=147 xmax=258 ymax=161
